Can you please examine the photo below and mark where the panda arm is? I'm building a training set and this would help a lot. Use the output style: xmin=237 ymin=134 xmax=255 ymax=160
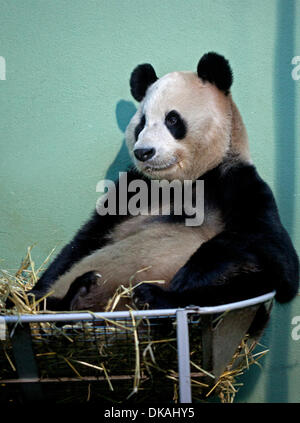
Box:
xmin=134 ymin=164 xmax=299 ymax=307
xmin=169 ymin=164 xmax=299 ymax=303
xmin=30 ymin=168 xmax=144 ymax=297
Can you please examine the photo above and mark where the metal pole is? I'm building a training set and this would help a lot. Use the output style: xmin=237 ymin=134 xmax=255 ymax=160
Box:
xmin=10 ymin=323 xmax=43 ymax=401
xmin=2 ymin=291 xmax=275 ymax=324
xmin=176 ymin=309 xmax=192 ymax=403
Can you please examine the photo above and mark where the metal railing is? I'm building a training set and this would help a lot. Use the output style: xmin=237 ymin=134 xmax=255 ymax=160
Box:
xmin=0 ymin=291 xmax=275 ymax=403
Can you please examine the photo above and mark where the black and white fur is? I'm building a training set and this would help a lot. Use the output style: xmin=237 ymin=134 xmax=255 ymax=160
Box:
xmin=28 ymin=52 xmax=299 ymax=314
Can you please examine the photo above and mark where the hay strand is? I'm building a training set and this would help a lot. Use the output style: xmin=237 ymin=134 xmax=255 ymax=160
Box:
xmin=0 ymin=246 xmax=270 ymax=403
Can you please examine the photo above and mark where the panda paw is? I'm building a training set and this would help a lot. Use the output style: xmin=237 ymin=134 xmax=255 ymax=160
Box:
xmin=133 ymin=283 xmax=177 ymax=309
xmin=63 ymin=271 xmax=102 ymax=310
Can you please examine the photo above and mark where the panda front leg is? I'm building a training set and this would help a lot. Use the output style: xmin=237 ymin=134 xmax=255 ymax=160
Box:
xmin=133 ymin=265 xmax=270 ymax=309
xmin=134 ymin=226 xmax=299 ymax=308
xmin=134 ymin=165 xmax=299 ymax=309
xmin=133 ymin=232 xmax=266 ymax=308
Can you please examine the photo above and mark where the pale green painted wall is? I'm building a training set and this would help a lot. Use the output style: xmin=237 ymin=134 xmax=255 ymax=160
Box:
xmin=0 ymin=0 xmax=299 ymax=403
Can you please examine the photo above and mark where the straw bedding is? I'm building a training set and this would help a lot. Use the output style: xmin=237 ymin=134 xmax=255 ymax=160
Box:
xmin=0 ymin=247 xmax=269 ymax=403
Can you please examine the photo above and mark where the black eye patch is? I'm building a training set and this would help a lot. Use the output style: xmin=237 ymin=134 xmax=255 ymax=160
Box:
xmin=165 ymin=110 xmax=187 ymax=140
xmin=134 ymin=114 xmax=146 ymax=141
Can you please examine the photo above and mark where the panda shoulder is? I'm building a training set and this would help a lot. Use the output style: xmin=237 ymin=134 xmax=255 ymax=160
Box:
xmin=218 ymin=161 xmax=278 ymax=212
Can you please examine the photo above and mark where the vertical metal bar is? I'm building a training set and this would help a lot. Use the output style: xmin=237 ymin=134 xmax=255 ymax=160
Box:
xmin=0 ymin=316 xmax=6 ymax=340
xmin=201 ymin=315 xmax=213 ymax=380
xmin=176 ymin=310 xmax=192 ymax=403
xmin=11 ymin=323 xmax=43 ymax=401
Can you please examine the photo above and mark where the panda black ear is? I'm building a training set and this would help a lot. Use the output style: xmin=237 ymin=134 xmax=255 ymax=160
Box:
xmin=197 ymin=52 xmax=233 ymax=94
xmin=130 ymin=64 xmax=158 ymax=102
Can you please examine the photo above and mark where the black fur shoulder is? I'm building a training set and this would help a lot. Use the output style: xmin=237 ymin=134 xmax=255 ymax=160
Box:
xmin=204 ymin=161 xmax=299 ymax=302
xmin=135 ymin=160 xmax=299 ymax=308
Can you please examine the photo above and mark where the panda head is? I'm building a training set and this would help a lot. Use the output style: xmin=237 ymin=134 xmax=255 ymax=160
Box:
xmin=126 ymin=52 xmax=250 ymax=181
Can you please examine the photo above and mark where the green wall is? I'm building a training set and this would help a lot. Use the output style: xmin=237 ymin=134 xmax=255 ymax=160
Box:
xmin=0 ymin=0 xmax=299 ymax=403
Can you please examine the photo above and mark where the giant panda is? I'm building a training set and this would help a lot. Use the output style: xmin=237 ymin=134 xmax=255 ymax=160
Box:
xmin=29 ymin=52 xmax=299 ymax=313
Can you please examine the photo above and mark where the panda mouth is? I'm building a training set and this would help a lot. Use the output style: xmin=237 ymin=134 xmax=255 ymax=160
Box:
xmin=143 ymin=158 xmax=179 ymax=172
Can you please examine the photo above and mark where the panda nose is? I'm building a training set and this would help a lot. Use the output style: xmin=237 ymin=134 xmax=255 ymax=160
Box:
xmin=134 ymin=147 xmax=156 ymax=162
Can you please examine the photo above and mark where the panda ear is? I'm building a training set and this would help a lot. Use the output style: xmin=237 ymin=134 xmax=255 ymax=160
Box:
xmin=197 ymin=52 xmax=233 ymax=94
xmin=130 ymin=64 xmax=158 ymax=102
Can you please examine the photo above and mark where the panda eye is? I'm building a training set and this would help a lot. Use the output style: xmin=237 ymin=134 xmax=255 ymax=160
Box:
xmin=134 ymin=114 xmax=146 ymax=141
xmin=165 ymin=110 xmax=187 ymax=140
xmin=166 ymin=113 xmax=178 ymax=126
xmin=165 ymin=111 xmax=178 ymax=127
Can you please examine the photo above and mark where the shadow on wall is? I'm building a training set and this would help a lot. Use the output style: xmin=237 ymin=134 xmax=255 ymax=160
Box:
xmin=238 ymin=0 xmax=296 ymax=403
xmin=105 ymin=100 xmax=136 ymax=181
xmin=265 ymin=0 xmax=296 ymax=403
